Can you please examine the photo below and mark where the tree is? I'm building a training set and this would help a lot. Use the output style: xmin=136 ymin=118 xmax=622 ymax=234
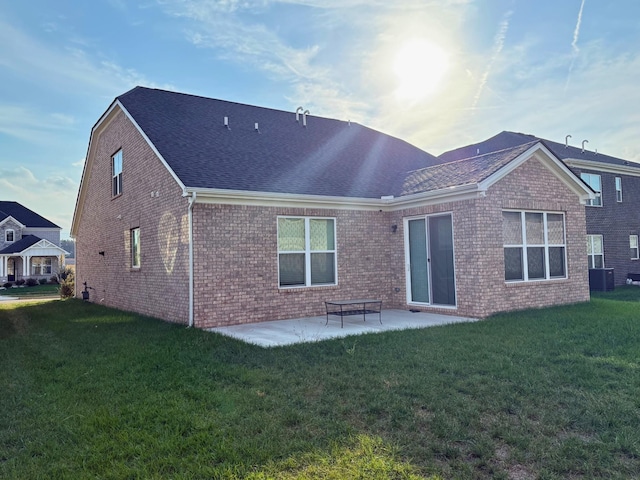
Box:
xmin=61 ymin=239 xmax=75 ymax=258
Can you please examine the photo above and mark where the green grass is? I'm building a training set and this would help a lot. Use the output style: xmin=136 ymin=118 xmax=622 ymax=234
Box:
xmin=0 ymin=283 xmax=59 ymax=297
xmin=2 ymin=289 xmax=640 ymax=479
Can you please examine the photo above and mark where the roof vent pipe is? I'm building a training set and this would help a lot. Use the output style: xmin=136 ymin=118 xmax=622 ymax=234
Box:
xmin=303 ymin=109 xmax=310 ymax=127
xmin=254 ymin=122 xmax=260 ymax=133
xmin=224 ymin=116 xmax=230 ymax=129
xmin=295 ymin=106 xmax=303 ymax=122
xmin=581 ymin=139 xmax=589 ymax=153
xmin=565 ymin=134 xmax=572 ymax=148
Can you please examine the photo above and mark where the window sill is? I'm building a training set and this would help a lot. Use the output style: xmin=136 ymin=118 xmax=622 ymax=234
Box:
xmin=279 ymin=284 xmax=338 ymax=292
xmin=505 ymin=277 xmax=569 ymax=287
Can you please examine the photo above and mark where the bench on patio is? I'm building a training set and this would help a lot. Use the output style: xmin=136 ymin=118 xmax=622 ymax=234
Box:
xmin=627 ymin=273 xmax=640 ymax=284
xmin=325 ymin=299 xmax=382 ymax=328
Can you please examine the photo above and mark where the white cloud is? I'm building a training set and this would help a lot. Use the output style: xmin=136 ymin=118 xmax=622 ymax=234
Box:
xmin=0 ymin=19 xmax=168 ymax=98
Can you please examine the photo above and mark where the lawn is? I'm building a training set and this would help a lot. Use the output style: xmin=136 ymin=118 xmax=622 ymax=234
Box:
xmin=0 ymin=283 xmax=59 ymax=297
xmin=2 ymin=289 xmax=640 ymax=479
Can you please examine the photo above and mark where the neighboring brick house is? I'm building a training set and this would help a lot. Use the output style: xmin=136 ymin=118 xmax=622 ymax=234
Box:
xmin=0 ymin=201 xmax=67 ymax=283
xmin=439 ymin=131 xmax=640 ymax=286
xmin=71 ymin=87 xmax=593 ymax=328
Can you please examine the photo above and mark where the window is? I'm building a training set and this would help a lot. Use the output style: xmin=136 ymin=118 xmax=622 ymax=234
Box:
xmin=131 ymin=227 xmax=140 ymax=268
xmin=31 ymin=257 xmax=52 ymax=276
xmin=112 ymin=149 xmax=123 ymax=197
xmin=278 ymin=217 xmax=336 ymax=287
xmin=587 ymin=235 xmax=604 ymax=268
xmin=5 ymin=229 xmax=14 ymax=242
xmin=580 ymin=173 xmax=602 ymax=206
xmin=503 ymin=211 xmax=566 ymax=282
xmin=631 ymin=235 xmax=639 ymax=260
xmin=616 ymin=177 xmax=623 ymax=203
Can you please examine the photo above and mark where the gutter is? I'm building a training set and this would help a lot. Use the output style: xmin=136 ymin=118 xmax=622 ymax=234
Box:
xmin=187 ymin=191 xmax=196 ymax=327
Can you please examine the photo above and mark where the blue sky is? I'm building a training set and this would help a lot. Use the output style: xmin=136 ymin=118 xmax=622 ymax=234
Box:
xmin=1 ymin=0 xmax=639 ymax=238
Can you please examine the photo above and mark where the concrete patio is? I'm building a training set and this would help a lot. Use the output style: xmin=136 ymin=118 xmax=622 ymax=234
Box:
xmin=208 ymin=309 xmax=478 ymax=347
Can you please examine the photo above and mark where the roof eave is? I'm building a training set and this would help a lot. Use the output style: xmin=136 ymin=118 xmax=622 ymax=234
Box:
xmin=185 ymin=183 xmax=483 ymax=211
xmin=563 ymin=158 xmax=640 ymax=177
xmin=478 ymin=143 xmax=595 ymax=205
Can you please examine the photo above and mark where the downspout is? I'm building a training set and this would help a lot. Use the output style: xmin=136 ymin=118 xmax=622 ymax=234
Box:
xmin=187 ymin=191 xmax=196 ymax=327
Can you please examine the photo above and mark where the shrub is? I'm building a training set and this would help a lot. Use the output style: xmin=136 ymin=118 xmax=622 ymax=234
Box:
xmin=2 ymin=282 xmax=11 ymax=289
xmin=59 ymin=267 xmax=75 ymax=299
xmin=16 ymin=279 xmax=25 ymax=286
xmin=39 ymin=278 xmax=48 ymax=285
xmin=50 ymin=275 xmax=59 ymax=284
xmin=26 ymin=278 xmax=39 ymax=287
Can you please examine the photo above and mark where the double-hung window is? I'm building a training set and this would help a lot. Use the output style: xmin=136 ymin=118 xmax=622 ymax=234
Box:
xmin=31 ymin=257 xmax=52 ymax=275
xmin=131 ymin=227 xmax=141 ymax=268
xmin=5 ymin=229 xmax=14 ymax=242
xmin=616 ymin=177 xmax=623 ymax=203
xmin=503 ymin=211 xmax=566 ymax=282
xmin=278 ymin=217 xmax=336 ymax=287
xmin=580 ymin=173 xmax=602 ymax=206
xmin=112 ymin=149 xmax=123 ymax=197
xmin=631 ymin=235 xmax=639 ymax=260
xmin=587 ymin=235 xmax=604 ymax=268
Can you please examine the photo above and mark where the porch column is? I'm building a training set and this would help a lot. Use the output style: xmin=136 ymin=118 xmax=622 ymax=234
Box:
xmin=0 ymin=256 xmax=5 ymax=279
xmin=22 ymin=255 xmax=31 ymax=277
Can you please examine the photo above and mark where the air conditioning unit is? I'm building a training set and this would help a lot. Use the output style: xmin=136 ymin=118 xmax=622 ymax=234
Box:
xmin=589 ymin=268 xmax=614 ymax=292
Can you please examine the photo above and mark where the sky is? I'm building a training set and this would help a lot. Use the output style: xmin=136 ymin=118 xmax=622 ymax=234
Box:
xmin=1 ymin=0 xmax=639 ymax=238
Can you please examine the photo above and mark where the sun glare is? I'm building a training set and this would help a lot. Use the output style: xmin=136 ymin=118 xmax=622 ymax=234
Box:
xmin=393 ymin=39 xmax=449 ymax=102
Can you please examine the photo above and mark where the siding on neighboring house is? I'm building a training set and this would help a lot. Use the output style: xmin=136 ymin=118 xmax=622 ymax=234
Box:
xmin=22 ymin=229 xmax=61 ymax=246
xmin=74 ymin=110 xmax=190 ymax=323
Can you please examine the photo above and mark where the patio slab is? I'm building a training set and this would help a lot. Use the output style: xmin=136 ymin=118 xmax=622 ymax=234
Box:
xmin=208 ymin=309 xmax=478 ymax=347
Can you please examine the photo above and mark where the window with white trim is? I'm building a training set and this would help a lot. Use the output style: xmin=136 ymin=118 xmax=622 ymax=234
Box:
xmin=631 ymin=235 xmax=639 ymax=260
xmin=616 ymin=177 xmax=623 ymax=203
xmin=503 ymin=211 xmax=567 ymax=282
xmin=277 ymin=217 xmax=336 ymax=287
xmin=31 ymin=257 xmax=52 ymax=275
xmin=580 ymin=173 xmax=601 ymax=206
xmin=131 ymin=227 xmax=140 ymax=268
xmin=112 ymin=149 xmax=123 ymax=197
xmin=587 ymin=234 xmax=604 ymax=269
xmin=5 ymin=229 xmax=14 ymax=242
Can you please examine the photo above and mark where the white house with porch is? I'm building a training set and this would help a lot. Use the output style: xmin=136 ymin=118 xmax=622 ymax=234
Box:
xmin=0 ymin=201 xmax=67 ymax=283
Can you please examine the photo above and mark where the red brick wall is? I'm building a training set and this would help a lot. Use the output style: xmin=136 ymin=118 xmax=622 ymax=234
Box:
xmin=192 ymin=205 xmax=395 ymax=328
xmin=76 ymin=118 xmax=589 ymax=328
xmin=75 ymin=110 xmax=190 ymax=323
xmin=388 ymin=156 xmax=589 ymax=319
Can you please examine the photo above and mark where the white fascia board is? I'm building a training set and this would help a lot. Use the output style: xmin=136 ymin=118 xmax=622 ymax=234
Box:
xmin=71 ymin=100 xmax=187 ymax=237
xmin=15 ymin=240 xmax=68 ymax=256
xmin=0 ymin=216 xmax=26 ymax=229
xmin=117 ymin=101 xmax=186 ymax=192
xmin=186 ymin=183 xmax=482 ymax=211
xmin=563 ymin=158 xmax=640 ymax=177
xmin=186 ymin=187 xmax=385 ymax=211
xmin=478 ymin=143 xmax=595 ymax=204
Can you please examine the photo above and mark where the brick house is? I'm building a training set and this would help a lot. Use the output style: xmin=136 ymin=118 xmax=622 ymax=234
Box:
xmin=0 ymin=201 xmax=67 ymax=283
xmin=71 ymin=87 xmax=593 ymax=328
xmin=439 ymin=131 xmax=640 ymax=286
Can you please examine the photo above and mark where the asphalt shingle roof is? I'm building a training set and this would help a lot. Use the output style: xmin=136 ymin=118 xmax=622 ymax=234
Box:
xmin=0 ymin=235 xmax=41 ymax=254
xmin=116 ymin=87 xmax=438 ymax=199
xmin=402 ymin=142 xmax=539 ymax=195
xmin=0 ymin=201 xmax=60 ymax=229
xmin=437 ymin=131 xmax=639 ymax=169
